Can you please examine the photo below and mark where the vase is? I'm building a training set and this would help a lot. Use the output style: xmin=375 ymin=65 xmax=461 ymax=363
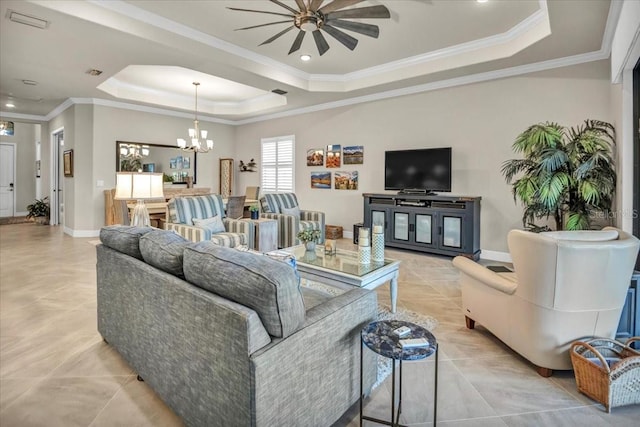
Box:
xmin=305 ymin=241 xmax=316 ymax=252
xmin=250 ymin=210 xmax=259 ymax=219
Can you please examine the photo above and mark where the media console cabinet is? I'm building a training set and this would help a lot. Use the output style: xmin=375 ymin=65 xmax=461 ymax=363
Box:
xmin=363 ymin=193 xmax=481 ymax=260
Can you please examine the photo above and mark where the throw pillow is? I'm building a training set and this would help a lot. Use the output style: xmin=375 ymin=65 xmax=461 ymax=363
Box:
xmin=282 ymin=206 xmax=301 ymax=218
xmin=193 ymin=215 xmax=225 ymax=234
xmin=139 ymin=230 xmax=190 ymax=278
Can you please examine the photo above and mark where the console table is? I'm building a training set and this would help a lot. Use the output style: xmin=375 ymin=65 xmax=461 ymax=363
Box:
xmin=363 ymin=193 xmax=481 ymax=260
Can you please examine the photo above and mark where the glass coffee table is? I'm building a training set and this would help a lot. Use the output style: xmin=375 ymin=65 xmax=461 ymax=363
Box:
xmin=281 ymin=245 xmax=401 ymax=313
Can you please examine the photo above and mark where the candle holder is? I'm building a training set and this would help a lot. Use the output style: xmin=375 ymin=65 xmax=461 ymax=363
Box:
xmin=358 ymin=227 xmax=371 ymax=264
xmin=372 ymin=224 xmax=385 ymax=262
xmin=325 ymin=239 xmax=336 ymax=255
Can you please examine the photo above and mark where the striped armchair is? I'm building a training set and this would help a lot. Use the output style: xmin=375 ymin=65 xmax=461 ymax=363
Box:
xmin=260 ymin=193 xmax=325 ymax=248
xmin=165 ymin=194 xmax=254 ymax=248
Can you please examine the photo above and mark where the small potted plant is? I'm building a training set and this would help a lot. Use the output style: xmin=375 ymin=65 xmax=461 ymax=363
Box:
xmin=249 ymin=205 xmax=260 ymax=220
xmin=26 ymin=197 xmax=50 ymax=225
xmin=297 ymin=229 xmax=321 ymax=251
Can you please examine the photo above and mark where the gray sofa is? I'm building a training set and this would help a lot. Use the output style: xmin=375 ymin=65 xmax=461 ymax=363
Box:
xmin=96 ymin=226 xmax=377 ymax=427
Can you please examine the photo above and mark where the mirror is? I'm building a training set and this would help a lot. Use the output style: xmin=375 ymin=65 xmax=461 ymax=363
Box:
xmin=115 ymin=141 xmax=197 ymax=184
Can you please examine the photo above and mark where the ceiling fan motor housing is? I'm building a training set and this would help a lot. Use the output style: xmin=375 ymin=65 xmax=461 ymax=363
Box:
xmin=296 ymin=11 xmax=324 ymax=32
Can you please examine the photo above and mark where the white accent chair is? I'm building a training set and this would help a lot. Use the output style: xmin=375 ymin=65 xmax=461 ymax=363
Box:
xmin=453 ymin=227 xmax=640 ymax=377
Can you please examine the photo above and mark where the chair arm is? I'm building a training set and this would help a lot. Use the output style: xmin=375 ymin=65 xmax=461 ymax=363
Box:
xmin=452 ymin=256 xmax=518 ymax=295
xmin=260 ymin=213 xmax=299 ymax=248
xmin=300 ymin=210 xmax=325 ymax=243
xmin=224 ymin=218 xmax=255 ymax=248
xmin=165 ymin=223 xmax=209 ymax=242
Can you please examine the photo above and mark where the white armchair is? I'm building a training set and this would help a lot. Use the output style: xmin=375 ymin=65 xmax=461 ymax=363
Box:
xmin=453 ymin=227 xmax=640 ymax=377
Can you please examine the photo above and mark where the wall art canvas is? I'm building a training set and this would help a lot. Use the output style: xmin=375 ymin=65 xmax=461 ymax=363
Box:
xmin=183 ymin=157 xmax=190 ymax=169
xmin=343 ymin=146 xmax=364 ymax=164
xmin=334 ymin=171 xmax=358 ymax=190
xmin=310 ymin=171 xmax=331 ymax=189
xmin=306 ymin=149 xmax=324 ymax=166
xmin=169 ymin=158 xmax=177 ymax=169
xmin=326 ymin=144 xmax=341 ymax=168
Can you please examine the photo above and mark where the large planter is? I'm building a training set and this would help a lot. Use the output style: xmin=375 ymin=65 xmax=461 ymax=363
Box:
xmin=34 ymin=216 xmax=49 ymax=225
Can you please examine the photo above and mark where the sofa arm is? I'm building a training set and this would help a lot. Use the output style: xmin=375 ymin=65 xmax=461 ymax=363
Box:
xmin=300 ymin=210 xmax=325 ymax=243
xmin=165 ymin=223 xmax=209 ymax=242
xmin=453 ymin=256 xmax=518 ymax=295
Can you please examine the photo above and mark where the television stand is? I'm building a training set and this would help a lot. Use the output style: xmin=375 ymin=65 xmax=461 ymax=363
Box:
xmin=363 ymin=193 xmax=481 ymax=260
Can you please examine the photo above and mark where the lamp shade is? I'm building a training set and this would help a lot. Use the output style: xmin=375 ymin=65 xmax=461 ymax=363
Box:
xmin=114 ymin=172 xmax=164 ymax=200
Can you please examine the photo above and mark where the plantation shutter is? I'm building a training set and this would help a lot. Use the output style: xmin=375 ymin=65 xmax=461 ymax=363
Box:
xmin=261 ymin=136 xmax=294 ymax=193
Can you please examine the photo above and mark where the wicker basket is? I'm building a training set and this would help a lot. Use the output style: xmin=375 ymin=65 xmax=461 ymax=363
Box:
xmin=570 ymin=337 xmax=640 ymax=413
xmin=325 ymin=225 xmax=343 ymax=240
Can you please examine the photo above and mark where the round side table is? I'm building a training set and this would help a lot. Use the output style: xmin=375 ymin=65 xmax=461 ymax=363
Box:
xmin=360 ymin=320 xmax=438 ymax=427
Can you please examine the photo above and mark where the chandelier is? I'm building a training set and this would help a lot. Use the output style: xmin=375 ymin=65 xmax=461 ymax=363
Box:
xmin=119 ymin=143 xmax=149 ymax=159
xmin=177 ymin=82 xmax=213 ymax=153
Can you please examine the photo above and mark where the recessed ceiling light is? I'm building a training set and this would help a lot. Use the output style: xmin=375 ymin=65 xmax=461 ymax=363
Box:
xmin=7 ymin=10 xmax=49 ymax=29
xmin=86 ymin=68 xmax=103 ymax=76
xmin=300 ymin=54 xmax=312 ymax=62
xmin=477 ymin=0 xmax=489 ymax=3
xmin=5 ymin=103 xmax=15 ymax=108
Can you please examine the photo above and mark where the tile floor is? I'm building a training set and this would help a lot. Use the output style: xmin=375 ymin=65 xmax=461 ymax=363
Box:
xmin=1 ymin=224 xmax=638 ymax=426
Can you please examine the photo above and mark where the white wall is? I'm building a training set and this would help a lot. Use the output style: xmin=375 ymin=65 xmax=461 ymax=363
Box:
xmin=235 ymin=60 xmax=616 ymax=253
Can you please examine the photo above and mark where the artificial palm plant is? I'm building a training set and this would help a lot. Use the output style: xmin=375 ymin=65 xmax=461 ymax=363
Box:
xmin=501 ymin=119 xmax=616 ymax=231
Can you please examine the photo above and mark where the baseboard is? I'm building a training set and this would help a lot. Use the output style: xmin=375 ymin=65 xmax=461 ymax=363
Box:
xmin=64 ymin=227 xmax=100 ymax=238
xmin=480 ymin=250 xmax=512 ymax=263
xmin=15 ymin=211 xmax=28 ymax=216
xmin=343 ymin=231 xmax=353 ymax=240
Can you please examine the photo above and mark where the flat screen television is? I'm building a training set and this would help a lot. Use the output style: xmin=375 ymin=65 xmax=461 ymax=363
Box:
xmin=384 ymin=147 xmax=452 ymax=194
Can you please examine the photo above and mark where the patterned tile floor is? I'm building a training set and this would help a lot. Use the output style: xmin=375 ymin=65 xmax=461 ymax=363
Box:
xmin=0 ymin=224 xmax=638 ymax=426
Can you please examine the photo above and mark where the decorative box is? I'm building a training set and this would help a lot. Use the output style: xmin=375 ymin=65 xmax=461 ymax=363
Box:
xmin=325 ymin=225 xmax=343 ymax=240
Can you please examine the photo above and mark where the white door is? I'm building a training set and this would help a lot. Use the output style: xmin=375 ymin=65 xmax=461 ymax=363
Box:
xmin=0 ymin=143 xmax=16 ymax=217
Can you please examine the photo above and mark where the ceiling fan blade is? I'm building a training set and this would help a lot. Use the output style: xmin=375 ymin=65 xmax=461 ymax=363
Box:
xmin=312 ymin=30 xmax=330 ymax=56
xmin=269 ymin=0 xmax=300 ymax=14
xmin=294 ymin=0 xmax=307 ymax=12
xmin=260 ymin=26 xmax=296 ymax=45
xmin=319 ymin=0 xmax=364 ymax=14
xmin=309 ymin=0 xmax=325 ymax=12
xmin=236 ymin=20 xmax=292 ymax=31
xmin=322 ymin=24 xmax=358 ymax=51
xmin=326 ymin=5 xmax=391 ymax=19
xmin=227 ymin=7 xmax=294 ymax=19
xmin=288 ymin=30 xmax=306 ymax=54
xmin=325 ymin=19 xmax=379 ymax=38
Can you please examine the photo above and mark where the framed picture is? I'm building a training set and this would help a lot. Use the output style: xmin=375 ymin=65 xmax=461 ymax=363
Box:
xmin=326 ymin=144 xmax=341 ymax=168
xmin=35 ymin=160 xmax=41 ymax=178
xmin=310 ymin=171 xmax=331 ymax=189
xmin=170 ymin=158 xmax=177 ymax=169
xmin=63 ymin=149 xmax=73 ymax=177
xmin=306 ymin=149 xmax=324 ymax=166
xmin=183 ymin=157 xmax=190 ymax=169
xmin=343 ymin=146 xmax=364 ymax=164
xmin=334 ymin=171 xmax=358 ymax=190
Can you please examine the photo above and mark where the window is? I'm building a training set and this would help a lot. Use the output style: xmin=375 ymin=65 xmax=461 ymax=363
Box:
xmin=261 ymin=135 xmax=294 ymax=193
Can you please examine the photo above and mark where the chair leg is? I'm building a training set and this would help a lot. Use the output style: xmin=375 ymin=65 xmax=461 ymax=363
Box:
xmin=465 ymin=316 xmax=475 ymax=329
xmin=536 ymin=366 xmax=553 ymax=377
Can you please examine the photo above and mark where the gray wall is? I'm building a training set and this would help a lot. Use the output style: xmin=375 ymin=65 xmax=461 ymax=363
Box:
xmin=0 ymin=121 xmax=37 ymax=214
xmin=235 ymin=60 xmax=617 ymax=253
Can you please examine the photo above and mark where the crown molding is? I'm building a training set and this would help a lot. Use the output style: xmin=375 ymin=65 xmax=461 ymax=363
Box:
xmin=0 ymin=111 xmax=48 ymax=121
xmin=236 ymin=48 xmax=609 ymax=125
xmin=601 ymin=0 xmax=624 ymax=56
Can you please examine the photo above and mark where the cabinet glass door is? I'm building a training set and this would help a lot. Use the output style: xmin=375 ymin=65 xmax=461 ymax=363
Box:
xmin=393 ymin=212 xmax=409 ymax=241
xmin=415 ymin=214 xmax=432 ymax=244
xmin=442 ymin=216 xmax=462 ymax=248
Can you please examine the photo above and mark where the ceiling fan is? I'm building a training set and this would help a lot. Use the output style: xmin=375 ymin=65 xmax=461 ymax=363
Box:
xmin=229 ymin=0 xmax=391 ymax=56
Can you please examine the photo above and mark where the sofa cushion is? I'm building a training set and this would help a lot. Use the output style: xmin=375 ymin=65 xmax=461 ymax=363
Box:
xmin=99 ymin=225 xmax=154 ymax=260
xmin=184 ymin=242 xmax=305 ymax=338
xmin=139 ymin=230 xmax=190 ymax=278
xmin=282 ymin=206 xmax=301 ymax=218
xmin=193 ymin=215 xmax=225 ymax=234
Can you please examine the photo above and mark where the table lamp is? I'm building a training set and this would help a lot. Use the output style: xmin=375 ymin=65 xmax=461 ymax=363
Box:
xmin=114 ymin=172 xmax=164 ymax=226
